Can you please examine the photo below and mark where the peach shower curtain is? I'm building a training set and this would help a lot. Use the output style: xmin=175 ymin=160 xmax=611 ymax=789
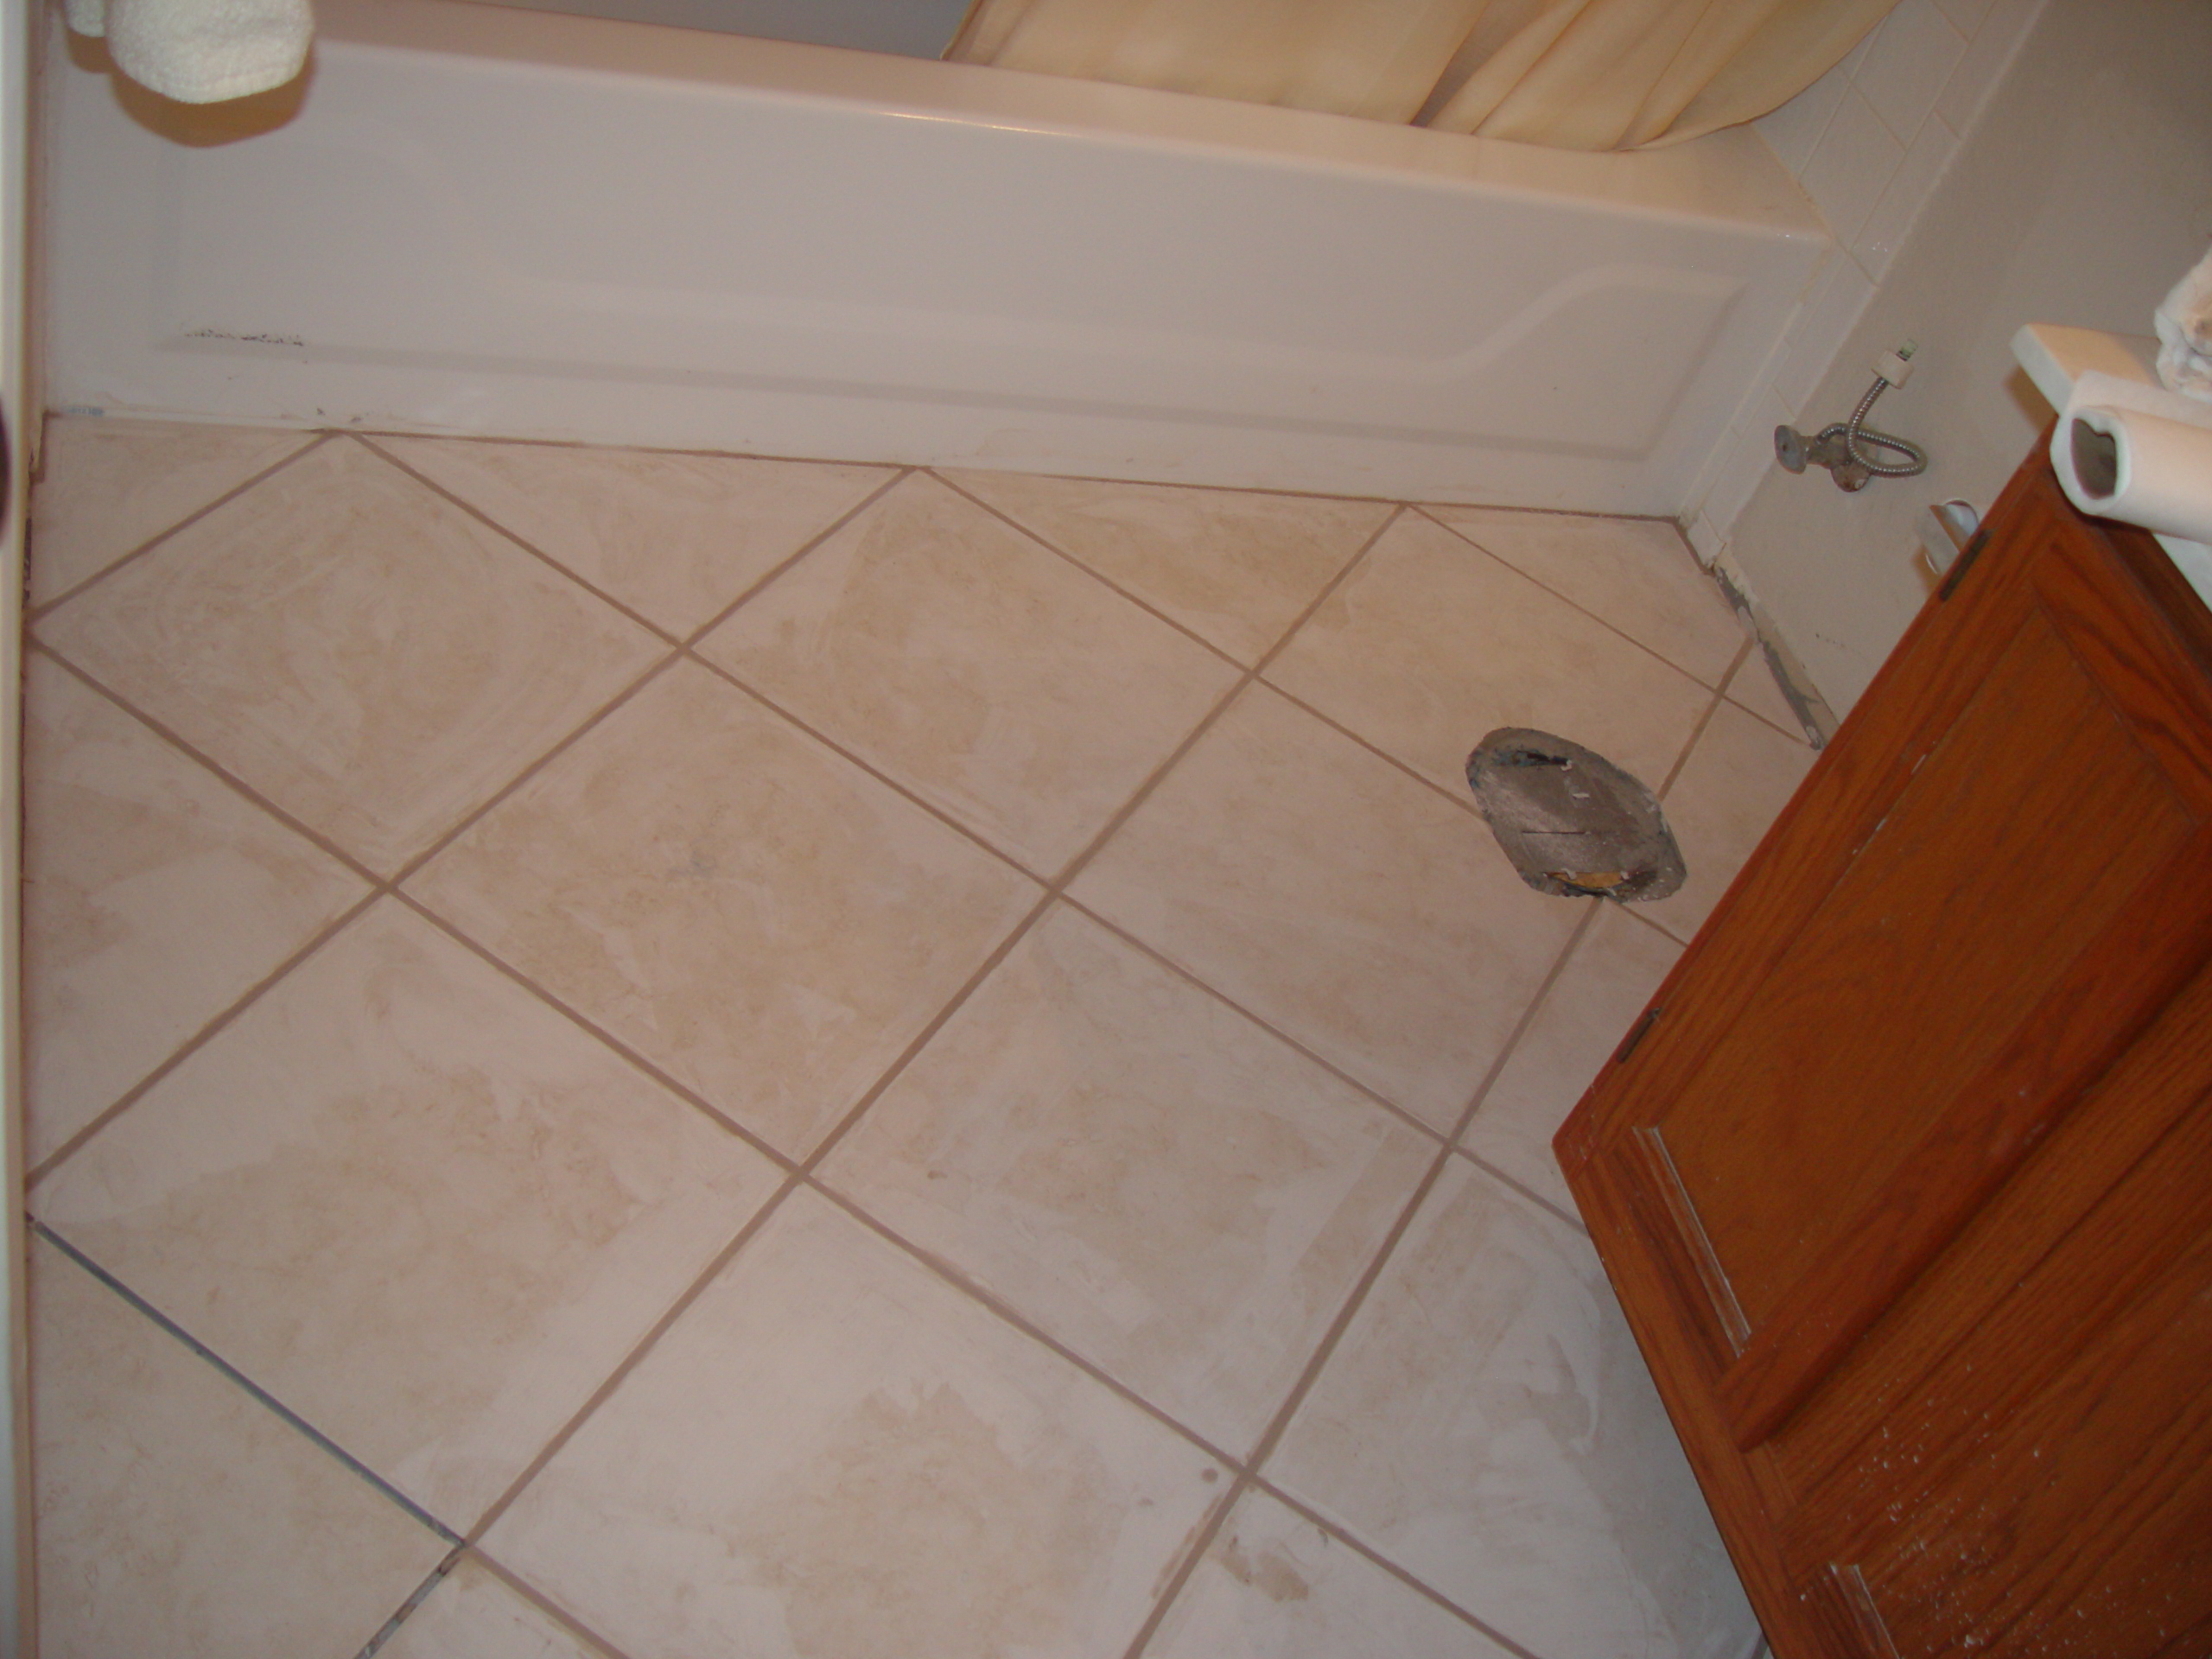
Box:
xmin=948 ymin=0 xmax=1897 ymax=150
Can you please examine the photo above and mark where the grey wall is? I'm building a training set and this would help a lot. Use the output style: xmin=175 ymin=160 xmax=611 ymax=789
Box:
xmin=1724 ymin=0 xmax=2212 ymax=713
xmin=478 ymin=0 xmax=973 ymax=58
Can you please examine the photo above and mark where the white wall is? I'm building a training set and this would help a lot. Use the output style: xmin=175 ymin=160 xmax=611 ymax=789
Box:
xmin=1678 ymin=0 xmax=2050 ymax=578
xmin=1707 ymin=0 xmax=2212 ymax=712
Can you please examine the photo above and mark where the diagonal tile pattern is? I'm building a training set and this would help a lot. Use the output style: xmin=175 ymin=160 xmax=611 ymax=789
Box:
xmin=1071 ymin=683 xmax=1583 ymax=1131
xmin=31 ymin=900 xmax=785 ymax=1529
xmin=374 ymin=435 xmax=894 ymax=637
xmin=944 ymin=469 xmax=1393 ymax=664
xmin=405 ymin=660 xmax=1040 ymax=1160
xmin=484 ymin=1191 xmax=1227 ymax=1657
xmin=698 ymin=472 xmax=1241 ymax=874
xmin=22 ymin=419 xmax=1811 ymax=1659
xmin=21 ymin=654 xmax=370 ymax=1167
xmin=29 ymin=416 xmax=316 ymax=607
xmin=1421 ymin=505 xmax=1749 ymax=690
xmin=821 ymin=903 xmax=1433 ymax=1456
xmin=35 ymin=437 xmax=667 ymax=874
xmin=1268 ymin=512 xmax=1717 ymax=798
xmin=1271 ymin=1155 xmax=1758 ymax=1659
xmin=29 ymin=1236 xmax=449 ymax=1659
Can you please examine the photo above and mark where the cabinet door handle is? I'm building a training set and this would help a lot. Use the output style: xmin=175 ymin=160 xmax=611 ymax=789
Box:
xmin=1613 ymin=1006 xmax=1662 ymax=1065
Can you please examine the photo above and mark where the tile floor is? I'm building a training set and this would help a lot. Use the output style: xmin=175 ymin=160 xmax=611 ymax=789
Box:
xmin=20 ymin=416 xmax=1819 ymax=1659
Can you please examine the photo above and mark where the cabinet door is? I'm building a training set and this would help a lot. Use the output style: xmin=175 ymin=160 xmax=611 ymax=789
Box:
xmin=1560 ymin=461 xmax=2212 ymax=1658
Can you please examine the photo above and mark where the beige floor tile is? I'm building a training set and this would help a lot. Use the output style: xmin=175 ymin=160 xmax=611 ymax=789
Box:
xmin=379 ymin=1556 xmax=615 ymax=1659
xmin=22 ymin=656 xmax=370 ymax=1167
xmin=33 ymin=901 xmax=784 ymax=1530
xmin=1071 ymin=685 xmax=1582 ymax=1131
xmin=941 ymin=470 xmax=1391 ymax=664
xmin=1267 ymin=513 xmax=1713 ymax=798
xmin=821 ymin=903 xmax=1433 ymax=1455
xmin=1462 ymin=905 xmax=1682 ymax=1217
xmin=486 ymin=1189 xmax=1225 ymax=1659
xmin=29 ymin=1236 xmax=448 ymax=1659
xmin=29 ymin=416 xmax=315 ymax=606
xmin=407 ymin=661 xmax=1039 ymax=1159
xmin=378 ymin=436 xmax=893 ymax=638
xmin=1150 ymin=1488 xmax=1516 ymax=1659
xmin=35 ymin=438 xmax=666 ymax=874
xmin=698 ymin=473 xmax=1239 ymax=874
xmin=1423 ymin=506 xmax=1746 ymax=689
xmin=1268 ymin=1157 xmax=1758 ymax=1659
xmin=1640 ymin=701 xmax=1820 ymax=944
xmin=1724 ymin=645 xmax=1813 ymax=741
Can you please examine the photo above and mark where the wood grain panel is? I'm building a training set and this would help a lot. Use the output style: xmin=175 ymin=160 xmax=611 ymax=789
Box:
xmin=1769 ymin=957 xmax=2212 ymax=1524
xmin=1660 ymin=611 xmax=2190 ymax=1328
xmin=1560 ymin=446 xmax=2212 ymax=1659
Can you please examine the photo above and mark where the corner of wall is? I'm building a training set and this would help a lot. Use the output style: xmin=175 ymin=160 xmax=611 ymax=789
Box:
xmin=1676 ymin=0 xmax=2050 ymax=652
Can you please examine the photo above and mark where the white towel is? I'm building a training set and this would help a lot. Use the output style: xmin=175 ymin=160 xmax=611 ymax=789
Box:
xmin=66 ymin=0 xmax=312 ymax=105
xmin=2155 ymin=243 xmax=2212 ymax=400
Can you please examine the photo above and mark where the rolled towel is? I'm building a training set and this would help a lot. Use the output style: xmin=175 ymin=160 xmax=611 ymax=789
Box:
xmin=2051 ymin=370 xmax=2212 ymax=544
xmin=65 ymin=0 xmax=312 ymax=105
xmin=2155 ymin=243 xmax=2212 ymax=400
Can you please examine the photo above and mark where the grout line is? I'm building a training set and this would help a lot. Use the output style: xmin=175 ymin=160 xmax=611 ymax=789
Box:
xmin=33 ymin=1221 xmax=467 ymax=1547
xmin=682 ymin=648 xmax=1051 ymax=883
xmin=1249 ymin=1478 xmax=1554 ymax=1659
xmin=678 ymin=466 xmax=915 ymax=648
xmin=467 ymin=1548 xmax=640 ymax=1659
xmin=23 ymin=885 xmax=382 ymax=1188
xmin=1128 ymin=878 xmax=1627 ymax=1659
xmin=1617 ymin=896 xmax=1693 ymax=949
xmin=383 ymin=651 xmax=684 ymax=889
xmin=927 ymin=468 xmax=1250 ymax=676
xmin=29 ymin=643 xmax=386 ymax=887
xmin=1248 ymin=506 xmax=1403 ymax=679
xmin=788 ymin=887 xmax=1058 ymax=1174
xmin=806 ymin=1181 xmax=1246 ymax=1470
xmin=1254 ymin=676 xmax=1492 ymax=824
xmin=1056 ymin=893 xmax=1447 ymax=1148
xmin=353 ymin=1548 xmax=464 ymax=1659
xmin=1452 ymin=1145 xmax=1590 ymax=1237
xmin=1447 ymin=898 xmax=1603 ymax=1147
xmin=456 ymin=1172 xmax=807 ymax=1547
xmin=1125 ymin=1130 xmax=1459 ymax=1657
xmin=350 ymin=434 xmax=685 ymax=648
xmin=1119 ymin=1475 xmax=1250 ymax=1659
xmin=1716 ymin=650 xmax=1814 ymax=747
xmin=1414 ymin=504 xmax=1750 ymax=696
xmin=1656 ymin=637 xmax=1752 ymax=804
xmin=25 ymin=430 xmax=335 ymax=622
xmin=1452 ymin=898 xmax=1602 ymax=1142
xmin=391 ymin=892 xmax=798 ymax=1171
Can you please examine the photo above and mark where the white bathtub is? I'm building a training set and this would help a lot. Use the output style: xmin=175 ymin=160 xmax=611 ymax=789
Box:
xmin=41 ymin=0 xmax=1826 ymax=510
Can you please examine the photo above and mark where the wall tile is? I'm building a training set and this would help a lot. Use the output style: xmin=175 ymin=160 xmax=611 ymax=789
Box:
xmin=1936 ymin=0 xmax=2048 ymax=138
xmin=1754 ymin=50 xmax=1853 ymax=177
xmin=1934 ymin=0 xmax=1996 ymax=35
xmin=1853 ymin=115 xmax=1961 ymax=282
xmin=1797 ymin=86 xmax=1906 ymax=251
xmin=1771 ymin=256 xmax=1878 ymax=414
xmin=1854 ymin=0 xmax=1968 ymax=142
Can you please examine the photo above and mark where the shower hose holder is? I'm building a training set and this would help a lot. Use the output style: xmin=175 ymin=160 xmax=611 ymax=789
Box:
xmin=1775 ymin=345 xmax=1929 ymax=492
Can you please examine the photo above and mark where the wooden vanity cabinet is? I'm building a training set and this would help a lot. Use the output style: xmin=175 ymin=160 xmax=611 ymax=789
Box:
xmin=1558 ymin=448 xmax=2212 ymax=1659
